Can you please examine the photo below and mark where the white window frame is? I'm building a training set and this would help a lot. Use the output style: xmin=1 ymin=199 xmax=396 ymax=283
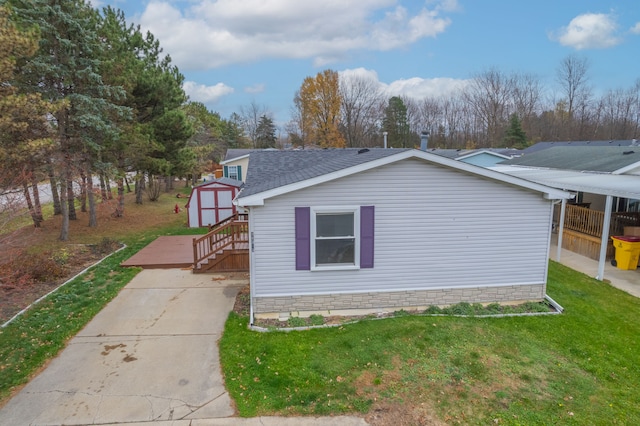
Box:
xmin=227 ymin=165 xmax=239 ymax=180
xmin=310 ymin=206 xmax=360 ymax=271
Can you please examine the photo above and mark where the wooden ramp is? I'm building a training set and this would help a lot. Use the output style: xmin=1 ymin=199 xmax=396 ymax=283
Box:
xmin=121 ymin=236 xmax=197 ymax=269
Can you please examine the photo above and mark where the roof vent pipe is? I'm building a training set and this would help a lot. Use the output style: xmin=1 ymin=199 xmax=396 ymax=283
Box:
xmin=420 ymin=131 xmax=430 ymax=151
xmin=383 ymin=131 xmax=388 ymax=149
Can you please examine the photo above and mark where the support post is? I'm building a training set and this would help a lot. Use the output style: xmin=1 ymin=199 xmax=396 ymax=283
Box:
xmin=556 ymin=199 xmax=566 ymax=261
xmin=596 ymin=195 xmax=614 ymax=280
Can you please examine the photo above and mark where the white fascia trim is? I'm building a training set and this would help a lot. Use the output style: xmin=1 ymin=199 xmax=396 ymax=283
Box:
xmin=237 ymin=149 xmax=571 ymax=206
xmin=612 ymin=160 xmax=640 ymax=175
xmin=220 ymin=154 xmax=250 ymax=165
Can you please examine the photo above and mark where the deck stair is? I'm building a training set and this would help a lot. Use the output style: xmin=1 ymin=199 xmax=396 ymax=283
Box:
xmin=192 ymin=213 xmax=249 ymax=273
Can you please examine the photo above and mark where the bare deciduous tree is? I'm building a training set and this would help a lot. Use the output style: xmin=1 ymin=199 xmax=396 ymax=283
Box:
xmin=339 ymin=72 xmax=383 ymax=147
xmin=240 ymin=100 xmax=269 ymax=148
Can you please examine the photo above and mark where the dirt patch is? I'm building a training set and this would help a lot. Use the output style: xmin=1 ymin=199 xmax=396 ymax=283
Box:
xmin=0 ymin=190 xmax=187 ymax=325
xmin=0 ymin=241 xmax=121 ymax=324
xmin=366 ymin=400 xmax=447 ymax=426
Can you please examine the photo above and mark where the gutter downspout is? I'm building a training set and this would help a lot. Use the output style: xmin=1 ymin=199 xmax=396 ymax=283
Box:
xmin=596 ymin=195 xmax=613 ymax=281
xmin=556 ymin=199 xmax=567 ymax=261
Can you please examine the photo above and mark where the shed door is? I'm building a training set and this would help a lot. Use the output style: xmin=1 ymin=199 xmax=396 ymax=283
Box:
xmin=198 ymin=187 xmax=236 ymax=226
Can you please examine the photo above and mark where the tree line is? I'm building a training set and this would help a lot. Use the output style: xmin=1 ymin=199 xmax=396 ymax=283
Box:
xmin=0 ymin=1 xmax=252 ymax=240
xmin=286 ymin=57 xmax=640 ymax=150
xmin=3 ymin=1 xmax=639 ymax=240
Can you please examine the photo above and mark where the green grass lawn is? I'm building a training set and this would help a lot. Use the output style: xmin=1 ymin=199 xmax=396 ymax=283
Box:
xmin=220 ymin=262 xmax=640 ymax=425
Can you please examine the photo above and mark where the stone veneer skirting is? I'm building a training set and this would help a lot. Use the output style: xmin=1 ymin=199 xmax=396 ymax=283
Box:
xmin=253 ymin=284 xmax=545 ymax=319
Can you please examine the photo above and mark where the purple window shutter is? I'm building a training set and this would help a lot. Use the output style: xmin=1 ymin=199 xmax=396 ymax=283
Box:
xmin=360 ymin=206 xmax=375 ymax=268
xmin=295 ymin=207 xmax=311 ymax=270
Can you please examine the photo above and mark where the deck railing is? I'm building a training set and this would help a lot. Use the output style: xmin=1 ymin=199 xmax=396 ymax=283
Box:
xmin=563 ymin=204 xmax=640 ymax=237
xmin=192 ymin=213 xmax=249 ymax=268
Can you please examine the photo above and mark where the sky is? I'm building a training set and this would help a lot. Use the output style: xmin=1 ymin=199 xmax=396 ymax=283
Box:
xmin=95 ymin=0 xmax=640 ymax=129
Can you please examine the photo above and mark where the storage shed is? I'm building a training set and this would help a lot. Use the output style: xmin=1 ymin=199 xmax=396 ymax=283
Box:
xmin=186 ymin=178 xmax=243 ymax=228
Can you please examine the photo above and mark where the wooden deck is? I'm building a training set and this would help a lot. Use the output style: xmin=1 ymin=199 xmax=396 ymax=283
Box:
xmin=120 ymin=236 xmax=197 ymax=269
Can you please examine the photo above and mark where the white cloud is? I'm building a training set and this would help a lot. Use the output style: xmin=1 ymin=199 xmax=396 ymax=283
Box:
xmin=339 ymin=67 xmax=469 ymax=99
xmin=139 ymin=0 xmax=456 ymax=71
xmin=631 ymin=22 xmax=640 ymax=34
xmin=244 ymin=84 xmax=265 ymax=94
xmin=552 ymin=13 xmax=621 ymax=50
xmin=383 ymin=76 xmax=469 ymax=99
xmin=183 ymin=81 xmax=234 ymax=103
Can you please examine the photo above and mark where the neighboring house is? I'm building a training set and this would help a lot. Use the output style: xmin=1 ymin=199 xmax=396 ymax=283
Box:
xmin=185 ymin=178 xmax=243 ymax=228
xmin=234 ymin=148 xmax=570 ymax=322
xmin=220 ymin=148 xmax=279 ymax=182
xmin=494 ymin=146 xmax=640 ymax=279
xmin=220 ymin=149 xmax=249 ymax=182
xmin=429 ymin=148 xmax=520 ymax=168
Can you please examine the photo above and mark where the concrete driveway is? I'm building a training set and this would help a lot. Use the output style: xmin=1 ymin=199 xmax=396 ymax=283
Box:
xmin=0 ymin=269 xmax=368 ymax=426
xmin=0 ymin=269 xmax=241 ymax=424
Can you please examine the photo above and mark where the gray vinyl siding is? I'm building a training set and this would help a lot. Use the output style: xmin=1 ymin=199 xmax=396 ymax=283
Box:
xmin=251 ymin=158 xmax=553 ymax=297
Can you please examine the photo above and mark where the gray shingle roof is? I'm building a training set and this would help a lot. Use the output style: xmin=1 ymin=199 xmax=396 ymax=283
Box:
xmin=238 ymin=148 xmax=410 ymax=199
xmin=223 ymin=149 xmax=254 ymax=162
xmin=522 ymin=139 xmax=638 ymax=154
xmin=499 ymin=146 xmax=640 ymax=172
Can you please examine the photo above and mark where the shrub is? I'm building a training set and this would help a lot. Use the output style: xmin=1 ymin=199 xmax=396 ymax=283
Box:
xmin=287 ymin=316 xmax=307 ymax=327
xmin=91 ymin=237 xmax=121 ymax=255
xmin=444 ymin=302 xmax=474 ymax=316
xmin=424 ymin=305 xmax=442 ymax=314
xmin=485 ymin=303 xmax=502 ymax=314
xmin=309 ymin=314 xmax=325 ymax=326
xmin=0 ymin=251 xmax=67 ymax=288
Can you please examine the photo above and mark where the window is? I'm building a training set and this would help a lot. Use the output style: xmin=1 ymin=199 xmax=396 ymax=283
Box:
xmin=310 ymin=207 xmax=359 ymax=269
xmin=295 ymin=206 xmax=374 ymax=271
xmin=226 ymin=165 xmax=239 ymax=180
xmin=314 ymin=211 xmax=356 ymax=266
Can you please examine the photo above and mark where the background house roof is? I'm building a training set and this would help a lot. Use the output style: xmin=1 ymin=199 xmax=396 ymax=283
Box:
xmin=239 ymin=148 xmax=410 ymax=199
xmin=499 ymin=146 xmax=640 ymax=173
xmin=427 ymin=148 xmax=520 ymax=160
xmin=222 ymin=148 xmax=279 ymax=163
xmin=522 ymin=139 xmax=638 ymax=154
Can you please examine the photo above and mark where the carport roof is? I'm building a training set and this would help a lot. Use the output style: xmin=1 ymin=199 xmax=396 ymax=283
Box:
xmin=493 ymin=165 xmax=640 ymax=200
xmin=500 ymin=146 xmax=640 ymax=173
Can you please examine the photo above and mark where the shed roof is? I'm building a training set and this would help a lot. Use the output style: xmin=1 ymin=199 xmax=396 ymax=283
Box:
xmin=194 ymin=177 xmax=243 ymax=188
xmin=236 ymin=148 xmax=571 ymax=206
xmin=500 ymin=146 xmax=640 ymax=173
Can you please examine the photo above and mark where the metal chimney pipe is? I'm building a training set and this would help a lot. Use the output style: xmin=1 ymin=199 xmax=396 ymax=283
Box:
xmin=383 ymin=132 xmax=388 ymax=149
xmin=420 ymin=131 xmax=430 ymax=150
